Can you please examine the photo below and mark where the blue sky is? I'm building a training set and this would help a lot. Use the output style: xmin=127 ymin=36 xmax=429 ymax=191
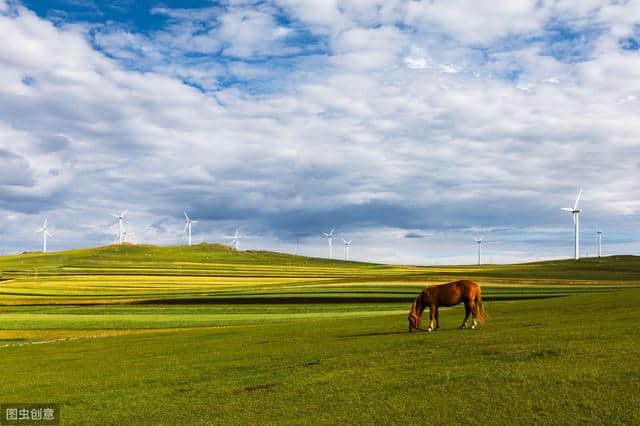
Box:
xmin=1 ymin=0 xmax=640 ymax=264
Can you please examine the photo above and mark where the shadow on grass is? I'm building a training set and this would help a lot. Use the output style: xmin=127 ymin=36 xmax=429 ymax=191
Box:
xmin=339 ymin=331 xmax=408 ymax=338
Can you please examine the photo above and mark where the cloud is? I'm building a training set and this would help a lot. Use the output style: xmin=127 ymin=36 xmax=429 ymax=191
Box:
xmin=0 ymin=149 xmax=34 ymax=187
xmin=404 ymin=232 xmax=430 ymax=239
xmin=0 ymin=1 xmax=639 ymax=263
xmin=38 ymin=134 xmax=71 ymax=152
xmin=216 ymin=7 xmax=292 ymax=58
xmin=85 ymin=3 xmax=328 ymax=92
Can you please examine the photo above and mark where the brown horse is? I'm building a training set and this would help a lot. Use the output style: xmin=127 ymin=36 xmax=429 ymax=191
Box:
xmin=408 ymin=280 xmax=486 ymax=332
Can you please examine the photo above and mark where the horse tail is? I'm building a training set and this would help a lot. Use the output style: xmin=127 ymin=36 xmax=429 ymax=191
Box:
xmin=475 ymin=285 xmax=487 ymax=324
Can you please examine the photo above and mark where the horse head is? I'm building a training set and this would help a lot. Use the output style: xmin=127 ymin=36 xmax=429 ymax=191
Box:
xmin=408 ymin=295 xmax=423 ymax=332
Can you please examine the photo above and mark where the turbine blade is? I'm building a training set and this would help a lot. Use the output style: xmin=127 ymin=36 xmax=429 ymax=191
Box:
xmin=46 ymin=231 xmax=53 ymax=238
xmin=184 ymin=212 xmax=189 ymax=221
xmin=121 ymin=210 xmax=128 ymax=217
xmin=111 ymin=213 xmax=119 ymax=218
xmin=573 ymin=189 xmax=582 ymax=209
xmin=184 ymin=223 xmax=189 ymax=232
xmin=191 ymin=221 xmax=198 ymax=224
xmin=561 ymin=208 xmax=573 ymax=212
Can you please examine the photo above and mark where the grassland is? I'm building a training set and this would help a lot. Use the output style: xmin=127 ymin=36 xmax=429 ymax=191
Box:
xmin=0 ymin=244 xmax=639 ymax=424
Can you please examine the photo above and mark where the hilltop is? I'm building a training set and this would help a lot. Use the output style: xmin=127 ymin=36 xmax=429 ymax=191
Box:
xmin=0 ymin=243 xmax=377 ymax=274
xmin=1 ymin=243 xmax=639 ymax=282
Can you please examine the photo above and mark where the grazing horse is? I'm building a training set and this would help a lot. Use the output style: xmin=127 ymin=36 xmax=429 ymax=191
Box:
xmin=408 ymin=280 xmax=486 ymax=332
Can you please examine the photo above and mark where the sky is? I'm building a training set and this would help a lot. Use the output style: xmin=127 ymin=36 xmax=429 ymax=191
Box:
xmin=1 ymin=0 xmax=640 ymax=265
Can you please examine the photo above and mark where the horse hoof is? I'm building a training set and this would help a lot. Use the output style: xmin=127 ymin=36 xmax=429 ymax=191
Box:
xmin=427 ymin=328 xmax=432 ymax=333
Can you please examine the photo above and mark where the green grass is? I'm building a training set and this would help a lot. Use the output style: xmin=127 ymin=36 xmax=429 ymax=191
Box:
xmin=0 ymin=245 xmax=639 ymax=424
xmin=1 ymin=290 xmax=638 ymax=424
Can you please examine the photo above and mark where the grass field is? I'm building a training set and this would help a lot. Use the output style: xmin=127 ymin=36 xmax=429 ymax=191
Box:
xmin=1 ymin=244 xmax=639 ymax=424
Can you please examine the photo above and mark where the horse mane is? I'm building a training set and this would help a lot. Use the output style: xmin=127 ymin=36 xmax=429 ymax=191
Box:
xmin=411 ymin=289 xmax=428 ymax=318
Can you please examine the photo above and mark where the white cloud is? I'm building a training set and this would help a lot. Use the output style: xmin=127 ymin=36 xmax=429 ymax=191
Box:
xmin=329 ymin=25 xmax=405 ymax=70
xmin=217 ymin=8 xmax=292 ymax=58
xmin=404 ymin=56 xmax=429 ymax=70
xmin=0 ymin=2 xmax=639 ymax=262
xmin=541 ymin=77 xmax=560 ymax=84
xmin=276 ymin=1 xmax=547 ymax=46
xmin=439 ymin=64 xmax=459 ymax=74
xmin=404 ymin=1 xmax=547 ymax=46
xmin=274 ymin=0 xmax=349 ymax=32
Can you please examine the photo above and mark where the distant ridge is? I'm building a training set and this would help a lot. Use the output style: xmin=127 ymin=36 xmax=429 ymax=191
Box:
xmin=1 ymin=244 xmax=638 ymax=280
xmin=0 ymin=242 xmax=374 ymax=270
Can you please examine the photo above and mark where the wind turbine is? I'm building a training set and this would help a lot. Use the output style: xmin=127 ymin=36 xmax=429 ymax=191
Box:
xmin=183 ymin=212 xmax=198 ymax=246
xmin=35 ymin=218 xmax=53 ymax=253
xmin=230 ymin=229 xmax=240 ymax=250
xmin=596 ymin=228 xmax=603 ymax=258
xmin=111 ymin=210 xmax=127 ymax=244
xmin=562 ymin=189 xmax=582 ymax=260
xmin=342 ymin=238 xmax=352 ymax=261
xmin=123 ymin=231 xmax=134 ymax=243
xmin=323 ymin=228 xmax=335 ymax=259
xmin=474 ymin=235 xmax=484 ymax=265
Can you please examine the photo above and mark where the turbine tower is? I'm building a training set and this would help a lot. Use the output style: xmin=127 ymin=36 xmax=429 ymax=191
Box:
xmin=111 ymin=210 xmax=127 ymax=244
xmin=474 ymin=235 xmax=484 ymax=265
xmin=596 ymin=228 xmax=603 ymax=258
xmin=342 ymin=238 xmax=352 ymax=261
xmin=35 ymin=218 xmax=53 ymax=253
xmin=562 ymin=189 xmax=582 ymax=260
xmin=323 ymin=228 xmax=335 ymax=259
xmin=184 ymin=212 xmax=198 ymax=246
xmin=231 ymin=229 xmax=240 ymax=250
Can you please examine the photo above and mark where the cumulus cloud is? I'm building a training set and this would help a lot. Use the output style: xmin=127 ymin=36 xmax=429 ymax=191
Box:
xmin=216 ymin=8 xmax=293 ymax=58
xmin=0 ymin=1 xmax=639 ymax=262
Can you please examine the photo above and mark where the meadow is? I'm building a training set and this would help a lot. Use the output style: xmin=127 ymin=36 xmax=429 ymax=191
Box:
xmin=1 ymin=244 xmax=639 ymax=424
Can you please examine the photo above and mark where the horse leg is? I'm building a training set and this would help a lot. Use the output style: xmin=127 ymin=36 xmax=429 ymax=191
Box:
xmin=460 ymin=303 xmax=471 ymax=329
xmin=470 ymin=302 xmax=478 ymax=329
xmin=435 ymin=307 xmax=440 ymax=329
xmin=427 ymin=306 xmax=436 ymax=332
